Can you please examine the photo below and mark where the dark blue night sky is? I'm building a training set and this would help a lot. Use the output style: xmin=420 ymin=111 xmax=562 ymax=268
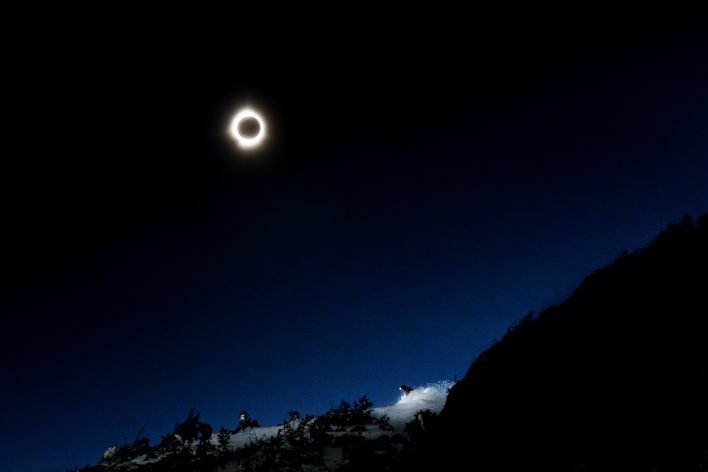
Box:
xmin=3 ymin=13 xmax=708 ymax=471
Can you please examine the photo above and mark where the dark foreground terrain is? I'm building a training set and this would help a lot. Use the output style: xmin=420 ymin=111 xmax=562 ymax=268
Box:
xmin=74 ymin=214 xmax=708 ymax=471
xmin=424 ymin=214 xmax=708 ymax=471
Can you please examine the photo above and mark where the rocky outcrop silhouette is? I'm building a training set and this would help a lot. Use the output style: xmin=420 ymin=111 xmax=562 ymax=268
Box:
xmin=426 ymin=214 xmax=708 ymax=471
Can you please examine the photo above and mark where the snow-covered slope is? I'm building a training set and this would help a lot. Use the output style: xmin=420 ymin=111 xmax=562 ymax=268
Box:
xmin=375 ymin=381 xmax=452 ymax=430
xmin=209 ymin=381 xmax=453 ymax=451
xmin=98 ymin=381 xmax=453 ymax=471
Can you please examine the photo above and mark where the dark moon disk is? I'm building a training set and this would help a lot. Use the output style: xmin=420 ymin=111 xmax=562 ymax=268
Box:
xmin=237 ymin=117 xmax=261 ymax=139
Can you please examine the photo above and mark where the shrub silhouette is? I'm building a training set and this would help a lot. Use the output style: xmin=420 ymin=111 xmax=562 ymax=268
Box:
xmin=216 ymin=427 xmax=231 ymax=451
xmin=170 ymin=408 xmax=213 ymax=442
xmin=403 ymin=409 xmax=438 ymax=439
xmin=146 ymin=408 xmax=215 ymax=467
xmin=376 ymin=413 xmax=395 ymax=432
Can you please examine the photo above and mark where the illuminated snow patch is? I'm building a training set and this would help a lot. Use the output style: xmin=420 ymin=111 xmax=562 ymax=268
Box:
xmin=374 ymin=380 xmax=453 ymax=430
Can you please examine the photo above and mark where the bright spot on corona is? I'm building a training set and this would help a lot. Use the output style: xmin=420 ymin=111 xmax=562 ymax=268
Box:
xmin=229 ymin=108 xmax=266 ymax=149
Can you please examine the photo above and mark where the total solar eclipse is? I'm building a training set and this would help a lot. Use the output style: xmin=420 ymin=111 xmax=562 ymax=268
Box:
xmin=229 ymin=108 xmax=266 ymax=149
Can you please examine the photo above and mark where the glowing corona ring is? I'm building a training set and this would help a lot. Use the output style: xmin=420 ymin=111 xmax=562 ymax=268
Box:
xmin=229 ymin=108 xmax=266 ymax=149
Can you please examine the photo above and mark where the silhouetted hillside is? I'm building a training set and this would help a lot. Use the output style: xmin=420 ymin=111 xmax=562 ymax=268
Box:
xmin=67 ymin=215 xmax=708 ymax=471
xmin=423 ymin=214 xmax=708 ymax=471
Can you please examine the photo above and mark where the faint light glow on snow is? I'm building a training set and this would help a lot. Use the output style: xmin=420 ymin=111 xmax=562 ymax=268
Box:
xmin=121 ymin=380 xmax=454 ymax=467
xmin=222 ymin=380 xmax=454 ymax=449
xmin=375 ymin=381 xmax=453 ymax=430
xmin=103 ymin=446 xmax=117 ymax=459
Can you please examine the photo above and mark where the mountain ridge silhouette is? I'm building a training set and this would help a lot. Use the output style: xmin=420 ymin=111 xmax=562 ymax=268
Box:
xmin=427 ymin=214 xmax=708 ymax=471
